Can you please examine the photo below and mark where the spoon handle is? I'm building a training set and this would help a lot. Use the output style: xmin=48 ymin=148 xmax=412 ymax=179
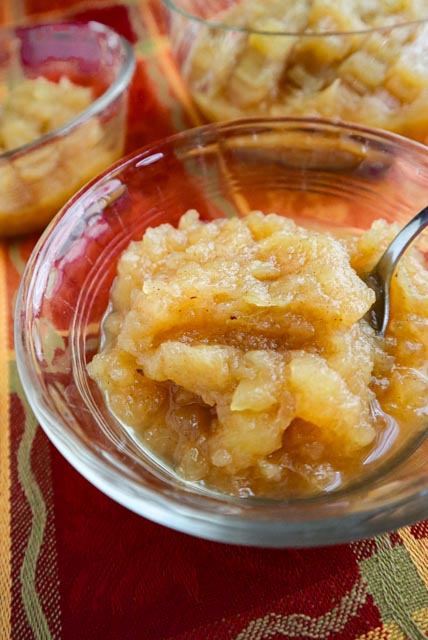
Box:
xmin=373 ymin=205 xmax=428 ymax=335
xmin=378 ymin=205 xmax=428 ymax=279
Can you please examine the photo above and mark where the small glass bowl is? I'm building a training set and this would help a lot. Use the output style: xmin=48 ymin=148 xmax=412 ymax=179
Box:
xmin=15 ymin=118 xmax=428 ymax=547
xmin=0 ymin=21 xmax=135 ymax=236
xmin=163 ymin=0 xmax=428 ymax=143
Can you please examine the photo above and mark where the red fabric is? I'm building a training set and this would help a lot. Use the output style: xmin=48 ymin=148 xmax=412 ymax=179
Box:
xmin=125 ymin=57 xmax=181 ymax=153
xmin=51 ymin=447 xmax=376 ymax=639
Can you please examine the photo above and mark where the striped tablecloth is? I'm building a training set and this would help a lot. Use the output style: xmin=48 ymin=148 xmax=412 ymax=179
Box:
xmin=1 ymin=2 xmax=428 ymax=638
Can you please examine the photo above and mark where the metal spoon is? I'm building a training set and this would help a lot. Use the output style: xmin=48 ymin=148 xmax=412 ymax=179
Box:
xmin=364 ymin=205 xmax=428 ymax=336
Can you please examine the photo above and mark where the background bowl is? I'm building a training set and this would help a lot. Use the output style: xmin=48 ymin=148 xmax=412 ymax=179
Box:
xmin=164 ymin=0 xmax=428 ymax=143
xmin=0 ymin=21 xmax=135 ymax=236
xmin=15 ymin=118 xmax=428 ymax=547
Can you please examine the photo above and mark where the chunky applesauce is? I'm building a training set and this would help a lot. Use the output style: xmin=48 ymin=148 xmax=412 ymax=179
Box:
xmin=184 ymin=0 xmax=428 ymax=142
xmin=0 ymin=77 xmax=122 ymax=235
xmin=89 ymin=211 xmax=428 ymax=498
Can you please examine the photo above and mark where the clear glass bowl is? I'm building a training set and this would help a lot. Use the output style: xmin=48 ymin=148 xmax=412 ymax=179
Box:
xmin=0 ymin=21 xmax=135 ymax=236
xmin=15 ymin=118 xmax=428 ymax=547
xmin=163 ymin=0 xmax=428 ymax=143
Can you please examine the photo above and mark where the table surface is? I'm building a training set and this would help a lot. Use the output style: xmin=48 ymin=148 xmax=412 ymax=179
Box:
xmin=1 ymin=2 xmax=428 ymax=639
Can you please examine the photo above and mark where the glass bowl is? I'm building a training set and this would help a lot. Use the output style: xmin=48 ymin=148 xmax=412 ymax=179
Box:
xmin=0 ymin=21 xmax=135 ymax=236
xmin=15 ymin=118 xmax=428 ymax=547
xmin=163 ymin=0 xmax=428 ymax=143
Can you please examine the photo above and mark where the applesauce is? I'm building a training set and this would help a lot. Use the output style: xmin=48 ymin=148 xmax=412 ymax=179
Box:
xmin=183 ymin=0 xmax=428 ymax=142
xmin=0 ymin=77 xmax=121 ymax=235
xmin=88 ymin=211 xmax=428 ymax=498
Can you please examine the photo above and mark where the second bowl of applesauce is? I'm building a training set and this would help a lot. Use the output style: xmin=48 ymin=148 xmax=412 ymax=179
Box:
xmin=164 ymin=0 xmax=428 ymax=142
xmin=0 ymin=22 xmax=135 ymax=236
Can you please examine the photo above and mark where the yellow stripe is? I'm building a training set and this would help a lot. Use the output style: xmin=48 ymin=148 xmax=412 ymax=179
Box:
xmin=0 ymin=244 xmax=11 ymax=640
xmin=143 ymin=5 xmax=203 ymax=126
xmin=399 ymin=527 xmax=428 ymax=590
xmin=356 ymin=626 xmax=391 ymax=639
xmin=382 ymin=622 xmax=405 ymax=639
xmin=356 ymin=621 xmax=410 ymax=640
xmin=413 ymin=605 xmax=428 ymax=629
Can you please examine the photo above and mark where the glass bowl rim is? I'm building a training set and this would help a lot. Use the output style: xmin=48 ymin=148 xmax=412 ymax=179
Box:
xmin=162 ymin=0 xmax=428 ymax=37
xmin=0 ymin=20 xmax=136 ymax=161
xmin=14 ymin=116 xmax=428 ymax=547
